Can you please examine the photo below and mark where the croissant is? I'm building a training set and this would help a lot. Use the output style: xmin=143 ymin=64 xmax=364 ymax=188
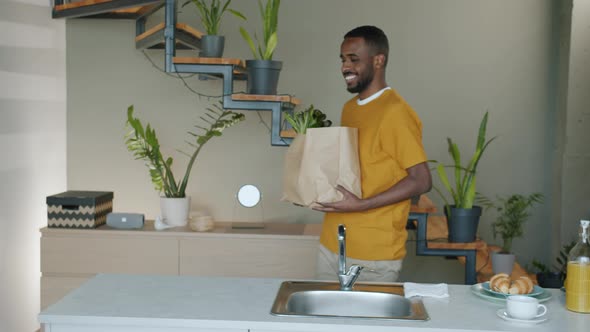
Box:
xmin=489 ymin=273 xmax=535 ymax=294
xmin=490 ymin=273 xmax=511 ymax=293
xmin=520 ymin=276 xmax=534 ymax=293
xmin=509 ymin=279 xmax=529 ymax=294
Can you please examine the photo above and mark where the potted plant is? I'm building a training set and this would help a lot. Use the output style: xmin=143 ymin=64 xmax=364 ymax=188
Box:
xmin=432 ymin=111 xmax=496 ymax=242
xmin=239 ymin=0 xmax=281 ymax=95
xmin=183 ymin=0 xmax=246 ymax=57
xmin=530 ymin=240 xmax=576 ymax=288
xmin=487 ymin=193 xmax=544 ymax=275
xmin=124 ymin=102 xmax=245 ymax=226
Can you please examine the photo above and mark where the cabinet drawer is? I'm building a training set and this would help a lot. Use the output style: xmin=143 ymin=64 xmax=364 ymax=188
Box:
xmin=41 ymin=236 xmax=178 ymax=275
xmin=180 ymin=237 xmax=318 ymax=278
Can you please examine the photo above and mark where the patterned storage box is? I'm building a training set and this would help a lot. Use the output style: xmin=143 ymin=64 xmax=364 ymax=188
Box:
xmin=46 ymin=191 xmax=114 ymax=229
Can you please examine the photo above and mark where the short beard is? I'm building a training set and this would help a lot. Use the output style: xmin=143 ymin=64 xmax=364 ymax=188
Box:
xmin=347 ymin=77 xmax=371 ymax=94
xmin=346 ymin=67 xmax=374 ymax=94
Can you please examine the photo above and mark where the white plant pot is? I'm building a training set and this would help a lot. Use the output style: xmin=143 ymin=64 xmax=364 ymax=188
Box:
xmin=160 ymin=196 xmax=191 ymax=227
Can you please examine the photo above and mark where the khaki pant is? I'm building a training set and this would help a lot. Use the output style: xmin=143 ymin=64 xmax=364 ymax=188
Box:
xmin=316 ymin=244 xmax=403 ymax=282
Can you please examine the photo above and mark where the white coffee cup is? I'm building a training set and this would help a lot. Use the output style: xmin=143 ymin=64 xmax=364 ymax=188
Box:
xmin=506 ymin=295 xmax=547 ymax=320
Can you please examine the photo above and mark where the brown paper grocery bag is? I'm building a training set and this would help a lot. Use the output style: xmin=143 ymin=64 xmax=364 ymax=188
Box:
xmin=281 ymin=127 xmax=362 ymax=207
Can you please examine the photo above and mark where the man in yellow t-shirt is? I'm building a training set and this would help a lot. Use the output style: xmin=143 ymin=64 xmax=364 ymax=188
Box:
xmin=314 ymin=26 xmax=432 ymax=282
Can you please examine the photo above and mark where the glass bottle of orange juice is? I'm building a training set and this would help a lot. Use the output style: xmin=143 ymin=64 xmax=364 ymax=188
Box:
xmin=566 ymin=219 xmax=590 ymax=313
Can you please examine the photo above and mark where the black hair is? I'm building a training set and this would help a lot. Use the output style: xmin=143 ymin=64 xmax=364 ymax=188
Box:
xmin=344 ymin=25 xmax=389 ymax=66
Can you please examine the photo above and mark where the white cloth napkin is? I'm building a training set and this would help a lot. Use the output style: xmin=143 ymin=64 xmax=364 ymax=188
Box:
xmin=403 ymin=282 xmax=449 ymax=298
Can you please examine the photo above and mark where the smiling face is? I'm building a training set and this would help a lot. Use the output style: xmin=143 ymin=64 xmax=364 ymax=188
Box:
xmin=340 ymin=37 xmax=376 ymax=96
xmin=340 ymin=37 xmax=385 ymax=99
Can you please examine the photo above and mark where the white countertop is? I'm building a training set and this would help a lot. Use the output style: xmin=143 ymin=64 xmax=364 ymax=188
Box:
xmin=38 ymin=274 xmax=588 ymax=332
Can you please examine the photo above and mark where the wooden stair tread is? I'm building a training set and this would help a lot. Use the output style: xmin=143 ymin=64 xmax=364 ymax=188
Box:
xmin=111 ymin=6 xmax=144 ymax=13
xmin=55 ymin=0 xmax=113 ymax=11
xmin=280 ymin=129 xmax=296 ymax=138
xmin=136 ymin=23 xmax=204 ymax=42
xmin=53 ymin=0 xmax=163 ymax=19
xmin=232 ymin=94 xmax=301 ymax=105
xmin=426 ymin=239 xmax=486 ymax=250
xmin=55 ymin=0 xmax=160 ymax=11
xmin=173 ymin=57 xmax=245 ymax=68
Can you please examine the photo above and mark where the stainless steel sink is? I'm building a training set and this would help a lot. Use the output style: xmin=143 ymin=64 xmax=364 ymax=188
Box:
xmin=270 ymin=281 xmax=429 ymax=321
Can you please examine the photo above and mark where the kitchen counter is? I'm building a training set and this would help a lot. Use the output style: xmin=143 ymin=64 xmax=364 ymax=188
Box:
xmin=38 ymin=274 xmax=588 ymax=332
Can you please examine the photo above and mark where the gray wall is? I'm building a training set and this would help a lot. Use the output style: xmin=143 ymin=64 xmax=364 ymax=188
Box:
xmin=560 ymin=0 xmax=590 ymax=245
xmin=0 ymin=0 xmax=67 ymax=331
xmin=68 ymin=0 xmax=563 ymax=267
xmin=67 ymin=0 xmax=572 ymax=262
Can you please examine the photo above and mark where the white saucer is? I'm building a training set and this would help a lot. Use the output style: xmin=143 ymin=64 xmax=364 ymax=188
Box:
xmin=496 ymin=309 xmax=548 ymax=324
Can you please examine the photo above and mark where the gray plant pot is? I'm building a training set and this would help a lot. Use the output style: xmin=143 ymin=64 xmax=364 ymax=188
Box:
xmin=491 ymin=251 xmax=516 ymax=275
xmin=246 ymin=59 xmax=282 ymax=95
xmin=445 ymin=205 xmax=482 ymax=243
xmin=200 ymin=35 xmax=225 ymax=58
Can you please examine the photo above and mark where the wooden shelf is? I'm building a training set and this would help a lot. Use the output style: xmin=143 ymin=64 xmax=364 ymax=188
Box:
xmin=55 ymin=0 xmax=113 ymax=10
xmin=173 ymin=57 xmax=245 ymax=68
xmin=232 ymin=93 xmax=301 ymax=105
xmin=136 ymin=23 xmax=203 ymax=50
xmin=426 ymin=239 xmax=486 ymax=250
xmin=280 ymin=129 xmax=296 ymax=138
xmin=173 ymin=57 xmax=247 ymax=80
xmin=53 ymin=0 xmax=164 ymax=19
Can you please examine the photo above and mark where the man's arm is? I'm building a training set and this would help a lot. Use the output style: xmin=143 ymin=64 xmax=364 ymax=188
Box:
xmin=313 ymin=161 xmax=432 ymax=213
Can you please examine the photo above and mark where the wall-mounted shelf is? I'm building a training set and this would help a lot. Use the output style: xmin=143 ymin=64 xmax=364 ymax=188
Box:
xmin=173 ymin=57 xmax=247 ymax=80
xmin=53 ymin=0 xmax=299 ymax=146
xmin=171 ymin=56 xmax=298 ymax=146
xmin=53 ymin=0 xmax=164 ymax=19
xmin=136 ymin=23 xmax=203 ymax=50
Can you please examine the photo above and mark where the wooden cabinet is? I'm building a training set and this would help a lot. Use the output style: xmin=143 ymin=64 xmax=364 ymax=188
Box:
xmin=40 ymin=222 xmax=320 ymax=309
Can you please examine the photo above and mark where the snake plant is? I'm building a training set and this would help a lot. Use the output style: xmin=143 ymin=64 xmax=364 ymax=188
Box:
xmin=433 ymin=111 xmax=496 ymax=210
xmin=239 ymin=0 xmax=280 ymax=60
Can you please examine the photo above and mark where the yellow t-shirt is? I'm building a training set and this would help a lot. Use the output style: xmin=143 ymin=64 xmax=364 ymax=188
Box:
xmin=319 ymin=88 xmax=428 ymax=260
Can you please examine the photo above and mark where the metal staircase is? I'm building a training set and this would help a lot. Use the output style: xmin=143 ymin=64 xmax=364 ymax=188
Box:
xmin=52 ymin=0 xmax=297 ymax=146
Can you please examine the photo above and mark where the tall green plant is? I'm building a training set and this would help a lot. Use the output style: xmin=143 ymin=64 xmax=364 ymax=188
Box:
xmin=433 ymin=111 xmax=496 ymax=210
xmin=491 ymin=193 xmax=544 ymax=253
xmin=239 ymin=0 xmax=280 ymax=60
xmin=124 ymin=103 xmax=245 ymax=198
xmin=183 ymin=0 xmax=246 ymax=35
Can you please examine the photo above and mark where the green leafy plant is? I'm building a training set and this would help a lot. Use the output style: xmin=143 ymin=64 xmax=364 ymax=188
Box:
xmin=432 ymin=112 xmax=496 ymax=211
xmin=489 ymin=193 xmax=544 ymax=253
xmin=239 ymin=0 xmax=280 ymax=60
xmin=283 ymin=105 xmax=332 ymax=134
xmin=530 ymin=240 xmax=576 ymax=278
xmin=124 ymin=102 xmax=245 ymax=198
xmin=182 ymin=0 xmax=246 ymax=35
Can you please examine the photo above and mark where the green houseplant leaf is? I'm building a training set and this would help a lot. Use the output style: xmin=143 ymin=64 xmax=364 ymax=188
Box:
xmin=431 ymin=111 xmax=496 ymax=210
xmin=240 ymin=0 xmax=280 ymax=60
xmin=490 ymin=193 xmax=544 ymax=253
xmin=183 ymin=0 xmax=246 ymax=35
xmin=124 ymin=102 xmax=245 ymax=198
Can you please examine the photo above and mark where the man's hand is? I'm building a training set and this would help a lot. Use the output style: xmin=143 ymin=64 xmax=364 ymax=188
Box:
xmin=312 ymin=185 xmax=367 ymax=212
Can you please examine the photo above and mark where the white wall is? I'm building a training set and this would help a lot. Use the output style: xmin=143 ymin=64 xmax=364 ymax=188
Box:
xmin=0 ymin=1 xmax=66 ymax=331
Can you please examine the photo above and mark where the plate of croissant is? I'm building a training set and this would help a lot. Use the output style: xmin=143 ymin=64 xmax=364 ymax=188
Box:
xmin=483 ymin=273 xmax=543 ymax=296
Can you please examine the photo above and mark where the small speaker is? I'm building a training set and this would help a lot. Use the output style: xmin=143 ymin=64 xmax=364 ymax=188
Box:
xmin=106 ymin=212 xmax=144 ymax=229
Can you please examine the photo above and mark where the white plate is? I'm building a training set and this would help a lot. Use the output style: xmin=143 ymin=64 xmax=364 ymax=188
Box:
xmin=496 ymin=309 xmax=548 ymax=324
xmin=470 ymin=283 xmax=553 ymax=304
xmin=482 ymin=281 xmax=544 ymax=297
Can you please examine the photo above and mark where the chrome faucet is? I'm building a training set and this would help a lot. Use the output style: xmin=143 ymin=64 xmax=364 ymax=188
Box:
xmin=337 ymin=224 xmax=363 ymax=290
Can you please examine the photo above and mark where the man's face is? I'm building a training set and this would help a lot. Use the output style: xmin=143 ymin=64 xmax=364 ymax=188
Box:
xmin=340 ymin=37 xmax=375 ymax=94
